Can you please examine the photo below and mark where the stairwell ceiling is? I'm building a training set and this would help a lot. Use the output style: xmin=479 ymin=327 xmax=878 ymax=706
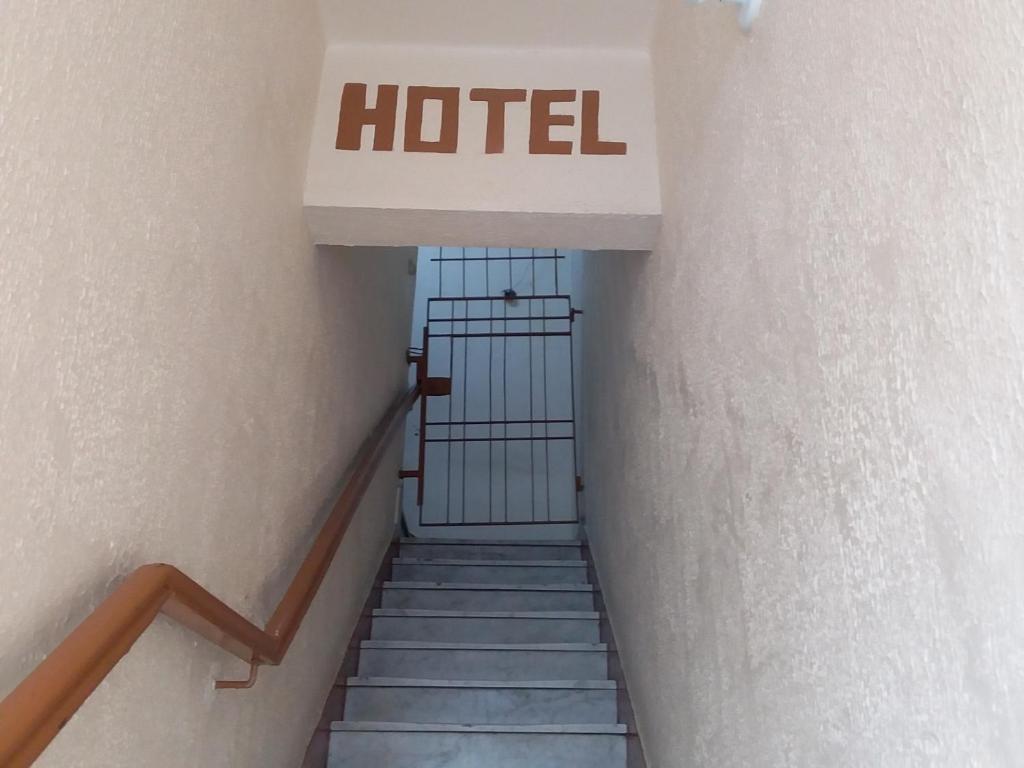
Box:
xmin=317 ymin=0 xmax=657 ymax=51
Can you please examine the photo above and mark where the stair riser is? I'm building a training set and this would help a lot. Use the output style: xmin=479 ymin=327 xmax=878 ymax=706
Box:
xmin=344 ymin=686 xmax=617 ymax=725
xmin=358 ymin=647 xmax=607 ymax=681
xmin=392 ymin=563 xmax=587 ymax=585
xmin=400 ymin=543 xmax=582 ymax=561
xmin=370 ymin=616 xmax=599 ymax=644
xmin=382 ymin=588 xmax=595 ymax=612
xmin=328 ymin=732 xmax=626 ymax=768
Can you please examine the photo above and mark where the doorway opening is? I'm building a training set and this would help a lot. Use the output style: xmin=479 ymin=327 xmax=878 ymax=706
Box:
xmin=401 ymin=247 xmax=586 ymax=541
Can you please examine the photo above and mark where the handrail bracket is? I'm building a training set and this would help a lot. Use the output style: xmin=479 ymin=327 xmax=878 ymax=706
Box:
xmin=215 ymin=662 xmax=262 ymax=690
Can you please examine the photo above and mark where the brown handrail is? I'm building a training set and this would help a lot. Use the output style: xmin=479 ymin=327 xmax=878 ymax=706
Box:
xmin=0 ymin=381 xmax=422 ymax=768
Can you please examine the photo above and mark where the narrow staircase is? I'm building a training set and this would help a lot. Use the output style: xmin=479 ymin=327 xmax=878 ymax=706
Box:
xmin=328 ymin=537 xmax=627 ymax=767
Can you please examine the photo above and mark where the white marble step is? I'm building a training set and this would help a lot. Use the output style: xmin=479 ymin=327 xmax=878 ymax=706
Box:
xmin=382 ymin=581 xmax=596 ymax=612
xmin=328 ymin=723 xmax=626 ymax=768
xmin=392 ymin=558 xmax=589 ymax=585
xmin=399 ymin=538 xmax=583 ymax=562
xmin=357 ymin=641 xmax=609 ymax=681
xmin=343 ymin=678 xmax=618 ymax=725
xmin=369 ymin=609 xmax=600 ymax=644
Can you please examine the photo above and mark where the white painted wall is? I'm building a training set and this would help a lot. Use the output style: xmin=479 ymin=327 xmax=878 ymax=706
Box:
xmin=317 ymin=0 xmax=657 ymax=50
xmin=582 ymin=1 xmax=1024 ymax=766
xmin=0 ymin=3 xmax=416 ymax=766
xmin=401 ymin=248 xmax=582 ymax=541
xmin=304 ymin=44 xmax=661 ymax=250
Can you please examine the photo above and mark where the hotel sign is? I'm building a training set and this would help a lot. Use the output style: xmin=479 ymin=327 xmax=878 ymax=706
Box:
xmin=336 ymin=83 xmax=628 ymax=156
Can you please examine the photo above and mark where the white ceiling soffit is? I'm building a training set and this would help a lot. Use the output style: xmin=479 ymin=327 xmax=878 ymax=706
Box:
xmin=317 ymin=0 xmax=658 ymax=50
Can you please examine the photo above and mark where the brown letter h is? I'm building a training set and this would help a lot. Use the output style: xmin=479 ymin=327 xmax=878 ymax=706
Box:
xmin=336 ymin=83 xmax=400 ymax=151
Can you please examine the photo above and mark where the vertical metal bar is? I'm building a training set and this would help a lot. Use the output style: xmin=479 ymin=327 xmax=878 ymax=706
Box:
xmin=486 ymin=250 xmax=493 ymax=524
xmin=461 ymin=249 xmax=469 ymax=524
xmin=542 ymin=295 xmax=551 ymax=522
xmin=443 ymin=249 xmax=453 ymax=526
xmin=568 ymin=297 xmax=580 ymax=524
xmin=416 ymin=326 xmax=429 ymax=509
xmin=529 ymin=249 xmax=536 ymax=523
xmin=550 ymin=252 xmax=559 ymax=520
xmin=504 ymin=250 xmax=511 ymax=523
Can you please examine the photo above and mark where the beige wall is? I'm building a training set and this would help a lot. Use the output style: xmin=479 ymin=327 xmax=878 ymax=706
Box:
xmin=0 ymin=3 xmax=415 ymax=767
xmin=582 ymin=1 xmax=1024 ymax=766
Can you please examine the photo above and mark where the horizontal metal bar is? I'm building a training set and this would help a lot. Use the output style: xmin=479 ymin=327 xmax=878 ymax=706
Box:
xmin=420 ymin=519 xmax=579 ymax=527
xmin=425 ymin=436 xmax=575 ymax=444
xmin=428 ymin=315 xmax=573 ymax=324
xmin=431 ymin=256 xmax=565 ymax=262
xmin=426 ymin=419 xmax=574 ymax=427
xmin=428 ymin=332 xmax=571 ymax=339
xmin=428 ymin=295 xmax=571 ymax=303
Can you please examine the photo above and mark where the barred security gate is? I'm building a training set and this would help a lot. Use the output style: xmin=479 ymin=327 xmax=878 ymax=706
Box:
xmin=405 ymin=249 xmax=581 ymax=528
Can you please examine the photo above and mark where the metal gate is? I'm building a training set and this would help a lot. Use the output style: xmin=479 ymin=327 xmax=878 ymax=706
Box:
xmin=404 ymin=250 xmax=580 ymax=528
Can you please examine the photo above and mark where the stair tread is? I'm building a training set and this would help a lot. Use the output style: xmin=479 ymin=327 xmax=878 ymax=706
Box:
xmin=331 ymin=722 xmax=626 ymax=735
xmin=361 ymin=640 xmax=607 ymax=651
xmin=339 ymin=538 xmax=624 ymax=764
xmin=384 ymin=581 xmax=594 ymax=592
xmin=345 ymin=677 xmax=616 ymax=689
xmin=394 ymin=558 xmax=586 ymax=567
xmin=399 ymin=536 xmax=581 ymax=544
xmin=372 ymin=609 xmax=598 ymax=619
xmin=401 ymin=537 xmax=582 ymax=547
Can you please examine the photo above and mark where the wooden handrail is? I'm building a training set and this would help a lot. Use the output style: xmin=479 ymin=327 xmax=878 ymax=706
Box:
xmin=0 ymin=382 xmax=422 ymax=768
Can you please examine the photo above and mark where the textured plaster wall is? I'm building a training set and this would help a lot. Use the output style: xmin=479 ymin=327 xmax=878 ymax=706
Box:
xmin=0 ymin=3 xmax=415 ymax=767
xmin=582 ymin=1 xmax=1024 ymax=767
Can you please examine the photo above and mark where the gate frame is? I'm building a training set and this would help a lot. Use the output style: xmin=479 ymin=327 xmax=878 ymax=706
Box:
xmin=404 ymin=292 xmax=582 ymax=528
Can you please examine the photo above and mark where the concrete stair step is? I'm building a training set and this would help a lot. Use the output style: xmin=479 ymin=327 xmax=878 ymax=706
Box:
xmin=343 ymin=677 xmax=618 ymax=725
xmin=357 ymin=641 xmax=609 ymax=681
xmin=369 ymin=609 xmax=600 ymax=644
xmin=328 ymin=722 xmax=626 ymax=768
xmin=392 ymin=558 xmax=589 ymax=585
xmin=399 ymin=537 xmax=583 ymax=562
xmin=382 ymin=581 xmax=596 ymax=612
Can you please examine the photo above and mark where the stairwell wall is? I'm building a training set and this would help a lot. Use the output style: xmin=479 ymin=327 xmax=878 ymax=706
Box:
xmin=581 ymin=1 xmax=1024 ymax=766
xmin=0 ymin=3 xmax=415 ymax=767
